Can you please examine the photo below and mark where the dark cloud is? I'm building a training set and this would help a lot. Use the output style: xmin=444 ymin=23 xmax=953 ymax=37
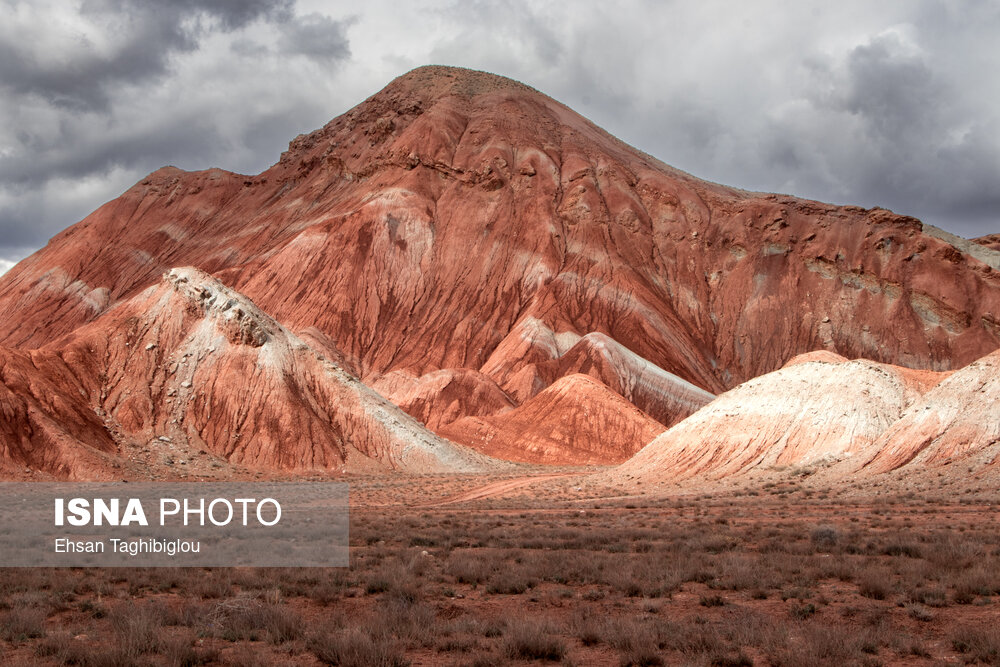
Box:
xmin=0 ymin=0 xmax=293 ymax=112
xmin=774 ymin=28 xmax=1000 ymax=235
xmin=278 ymin=13 xmax=354 ymax=64
xmin=153 ymin=0 xmax=296 ymax=30
xmin=841 ymin=33 xmax=939 ymax=139
xmin=0 ymin=208 xmax=47 ymax=248
xmin=0 ymin=115 xmax=222 ymax=187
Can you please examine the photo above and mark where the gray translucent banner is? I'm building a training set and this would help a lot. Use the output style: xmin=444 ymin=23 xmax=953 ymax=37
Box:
xmin=0 ymin=482 xmax=348 ymax=567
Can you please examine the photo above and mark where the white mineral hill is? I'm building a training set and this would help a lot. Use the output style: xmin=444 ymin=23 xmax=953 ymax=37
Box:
xmin=613 ymin=350 xmax=969 ymax=484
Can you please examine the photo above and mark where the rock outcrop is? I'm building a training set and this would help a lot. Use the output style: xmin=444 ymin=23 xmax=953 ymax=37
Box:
xmin=856 ymin=349 xmax=1000 ymax=473
xmin=0 ymin=347 xmax=120 ymax=479
xmin=491 ymin=331 xmax=714 ymax=428
xmin=370 ymin=368 xmax=515 ymax=432
xmin=1 ymin=268 xmax=499 ymax=477
xmin=974 ymin=234 xmax=1000 ymax=252
xmin=440 ymin=374 xmax=665 ymax=464
xmin=615 ymin=353 xmax=947 ymax=483
xmin=614 ymin=346 xmax=1000 ymax=486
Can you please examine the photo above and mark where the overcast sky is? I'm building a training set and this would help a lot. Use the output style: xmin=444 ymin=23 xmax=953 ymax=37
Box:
xmin=1 ymin=0 xmax=998 ymax=275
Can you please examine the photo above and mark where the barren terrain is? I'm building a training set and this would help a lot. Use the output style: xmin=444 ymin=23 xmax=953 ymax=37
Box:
xmin=2 ymin=473 xmax=999 ymax=666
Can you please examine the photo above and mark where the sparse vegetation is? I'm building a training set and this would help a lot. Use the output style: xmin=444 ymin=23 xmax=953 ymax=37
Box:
xmin=0 ymin=476 xmax=997 ymax=664
xmin=501 ymin=620 xmax=566 ymax=661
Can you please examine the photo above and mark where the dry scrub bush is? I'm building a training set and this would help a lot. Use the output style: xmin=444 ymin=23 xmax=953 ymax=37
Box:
xmin=376 ymin=594 xmax=435 ymax=644
xmin=857 ymin=571 xmax=892 ymax=600
xmin=501 ymin=619 xmax=566 ymax=661
xmin=951 ymin=624 xmax=1000 ymax=664
xmin=308 ymin=628 xmax=410 ymax=667
xmin=0 ymin=605 xmax=46 ymax=641
xmin=207 ymin=594 xmax=302 ymax=643
xmin=601 ymin=616 xmax=664 ymax=666
xmin=109 ymin=601 xmax=165 ymax=657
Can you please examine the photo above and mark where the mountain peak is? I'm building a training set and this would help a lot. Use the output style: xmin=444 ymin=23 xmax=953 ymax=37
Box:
xmin=385 ymin=65 xmax=540 ymax=100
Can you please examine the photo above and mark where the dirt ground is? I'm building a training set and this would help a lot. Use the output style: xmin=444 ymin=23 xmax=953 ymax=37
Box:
xmin=1 ymin=470 xmax=999 ymax=666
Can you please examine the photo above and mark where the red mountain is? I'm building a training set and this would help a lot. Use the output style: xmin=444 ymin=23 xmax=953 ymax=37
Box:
xmin=1 ymin=66 xmax=998 ymax=478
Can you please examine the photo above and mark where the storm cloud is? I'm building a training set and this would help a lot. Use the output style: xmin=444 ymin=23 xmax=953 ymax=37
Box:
xmin=0 ymin=0 xmax=294 ymax=112
xmin=0 ymin=0 xmax=997 ymax=273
